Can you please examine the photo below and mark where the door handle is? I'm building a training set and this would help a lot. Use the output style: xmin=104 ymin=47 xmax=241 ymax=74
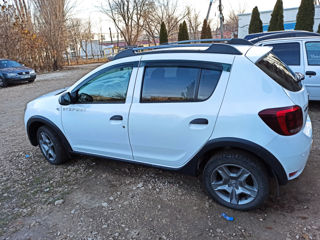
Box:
xmin=306 ymin=71 xmax=316 ymax=76
xmin=190 ymin=118 xmax=208 ymax=125
xmin=110 ymin=115 xmax=123 ymax=121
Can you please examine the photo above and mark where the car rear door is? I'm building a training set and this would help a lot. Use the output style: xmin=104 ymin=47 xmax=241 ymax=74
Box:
xmin=128 ymin=53 xmax=234 ymax=169
xmin=303 ymin=40 xmax=320 ymax=100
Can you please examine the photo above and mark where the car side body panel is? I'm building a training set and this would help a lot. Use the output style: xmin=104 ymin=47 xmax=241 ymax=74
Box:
xmin=128 ymin=53 xmax=234 ymax=169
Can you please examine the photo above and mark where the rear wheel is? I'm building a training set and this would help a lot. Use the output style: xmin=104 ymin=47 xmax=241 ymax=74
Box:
xmin=0 ymin=77 xmax=8 ymax=87
xmin=203 ymin=150 xmax=269 ymax=210
xmin=37 ymin=126 xmax=68 ymax=165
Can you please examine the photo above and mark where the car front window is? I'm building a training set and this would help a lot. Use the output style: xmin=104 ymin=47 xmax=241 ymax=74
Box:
xmin=77 ymin=67 xmax=133 ymax=103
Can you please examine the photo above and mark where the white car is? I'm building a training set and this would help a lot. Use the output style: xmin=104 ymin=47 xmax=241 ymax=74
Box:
xmin=255 ymin=36 xmax=320 ymax=100
xmin=24 ymin=39 xmax=312 ymax=210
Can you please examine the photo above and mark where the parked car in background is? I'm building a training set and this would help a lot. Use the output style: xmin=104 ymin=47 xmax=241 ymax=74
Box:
xmin=249 ymin=33 xmax=320 ymax=101
xmin=24 ymin=39 xmax=312 ymax=210
xmin=0 ymin=59 xmax=36 ymax=87
xmin=245 ymin=30 xmax=320 ymax=43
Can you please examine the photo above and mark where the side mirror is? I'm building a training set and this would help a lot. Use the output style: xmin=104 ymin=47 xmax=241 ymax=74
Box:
xmin=295 ymin=72 xmax=305 ymax=82
xmin=59 ymin=92 xmax=72 ymax=105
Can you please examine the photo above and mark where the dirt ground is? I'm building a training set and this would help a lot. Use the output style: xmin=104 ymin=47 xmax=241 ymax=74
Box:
xmin=0 ymin=63 xmax=320 ymax=240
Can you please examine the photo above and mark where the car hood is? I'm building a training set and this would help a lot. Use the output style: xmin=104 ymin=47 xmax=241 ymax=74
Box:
xmin=36 ymin=88 xmax=68 ymax=100
xmin=0 ymin=67 xmax=33 ymax=73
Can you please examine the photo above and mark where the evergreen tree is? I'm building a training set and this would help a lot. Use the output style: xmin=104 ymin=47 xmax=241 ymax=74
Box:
xmin=249 ymin=6 xmax=263 ymax=34
xmin=268 ymin=0 xmax=284 ymax=31
xmin=159 ymin=22 xmax=168 ymax=44
xmin=201 ymin=19 xmax=212 ymax=39
xmin=181 ymin=21 xmax=189 ymax=40
xmin=295 ymin=0 xmax=315 ymax=32
xmin=206 ymin=23 xmax=212 ymax=39
xmin=178 ymin=23 xmax=183 ymax=41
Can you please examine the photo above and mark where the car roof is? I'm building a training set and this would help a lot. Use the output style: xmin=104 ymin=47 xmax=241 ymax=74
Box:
xmin=113 ymin=39 xmax=256 ymax=60
xmin=244 ymin=30 xmax=314 ymax=40
xmin=257 ymin=36 xmax=320 ymax=44
xmin=249 ymin=31 xmax=320 ymax=44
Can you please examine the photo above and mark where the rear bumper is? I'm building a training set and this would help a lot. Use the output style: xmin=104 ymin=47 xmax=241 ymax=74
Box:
xmin=266 ymin=115 xmax=313 ymax=181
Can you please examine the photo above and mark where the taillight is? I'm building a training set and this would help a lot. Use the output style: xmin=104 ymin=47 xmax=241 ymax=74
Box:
xmin=259 ymin=105 xmax=303 ymax=136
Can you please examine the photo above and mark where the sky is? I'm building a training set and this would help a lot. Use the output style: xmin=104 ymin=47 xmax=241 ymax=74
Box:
xmin=72 ymin=0 xmax=303 ymax=33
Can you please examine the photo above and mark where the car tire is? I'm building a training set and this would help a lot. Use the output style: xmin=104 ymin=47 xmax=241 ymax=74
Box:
xmin=203 ymin=150 xmax=269 ymax=210
xmin=37 ymin=126 xmax=68 ymax=165
xmin=28 ymin=78 xmax=35 ymax=83
xmin=0 ymin=77 xmax=8 ymax=87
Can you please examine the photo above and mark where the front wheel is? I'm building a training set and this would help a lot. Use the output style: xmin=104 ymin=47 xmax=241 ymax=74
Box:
xmin=37 ymin=126 xmax=68 ymax=165
xmin=0 ymin=77 xmax=8 ymax=87
xmin=203 ymin=150 xmax=269 ymax=210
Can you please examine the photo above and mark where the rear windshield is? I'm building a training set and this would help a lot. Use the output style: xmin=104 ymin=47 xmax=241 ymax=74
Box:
xmin=256 ymin=53 xmax=302 ymax=92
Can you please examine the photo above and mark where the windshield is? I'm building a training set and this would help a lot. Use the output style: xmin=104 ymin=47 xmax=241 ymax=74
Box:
xmin=256 ymin=53 xmax=302 ymax=92
xmin=0 ymin=60 xmax=22 ymax=69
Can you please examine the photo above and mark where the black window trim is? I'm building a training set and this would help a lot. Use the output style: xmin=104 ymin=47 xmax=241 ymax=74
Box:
xmin=305 ymin=41 xmax=320 ymax=66
xmin=265 ymin=42 xmax=301 ymax=66
xmin=70 ymin=61 xmax=139 ymax=104
xmin=139 ymin=60 xmax=225 ymax=103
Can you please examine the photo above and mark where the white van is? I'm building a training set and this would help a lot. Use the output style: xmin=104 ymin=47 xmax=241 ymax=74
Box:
xmin=256 ymin=37 xmax=320 ymax=100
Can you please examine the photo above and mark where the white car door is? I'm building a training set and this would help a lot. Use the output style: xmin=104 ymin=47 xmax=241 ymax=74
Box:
xmin=128 ymin=53 xmax=234 ymax=169
xmin=303 ymin=41 xmax=320 ymax=100
xmin=61 ymin=61 xmax=138 ymax=160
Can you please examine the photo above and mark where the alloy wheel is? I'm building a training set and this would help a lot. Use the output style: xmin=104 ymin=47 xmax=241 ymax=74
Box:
xmin=39 ymin=131 xmax=56 ymax=162
xmin=210 ymin=164 xmax=258 ymax=205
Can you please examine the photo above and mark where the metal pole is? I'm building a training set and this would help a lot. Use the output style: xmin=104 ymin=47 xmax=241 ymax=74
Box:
xmin=109 ymin=27 xmax=113 ymax=45
xmin=205 ymin=0 xmax=214 ymax=22
xmin=219 ymin=0 xmax=224 ymax=39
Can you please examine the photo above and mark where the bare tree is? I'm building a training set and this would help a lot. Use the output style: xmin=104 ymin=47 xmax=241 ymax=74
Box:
xmin=32 ymin=0 xmax=72 ymax=70
xmin=79 ymin=18 xmax=94 ymax=59
xmin=101 ymin=0 xmax=151 ymax=46
xmin=186 ymin=6 xmax=201 ymax=40
xmin=66 ymin=18 xmax=82 ymax=62
xmin=143 ymin=0 xmax=187 ymax=43
xmin=224 ymin=7 xmax=246 ymax=38
xmin=0 ymin=0 xmax=46 ymax=69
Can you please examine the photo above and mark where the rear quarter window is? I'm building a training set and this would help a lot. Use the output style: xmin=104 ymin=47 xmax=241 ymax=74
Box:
xmin=265 ymin=42 xmax=300 ymax=66
xmin=256 ymin=53 xmax=302 ymax=92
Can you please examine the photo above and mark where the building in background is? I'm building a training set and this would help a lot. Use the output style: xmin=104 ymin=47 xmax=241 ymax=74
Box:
xmin=238 ymin=5 xmax=320 ymax=38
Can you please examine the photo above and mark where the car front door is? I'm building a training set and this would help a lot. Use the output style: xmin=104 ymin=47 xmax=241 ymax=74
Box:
xmin=128 ymin=54 xmax=234 ymax=169
xmin=304 ymin=41 xmax=320 ymax=100
xmin=61 ymin=62 xmax=138 ymax=160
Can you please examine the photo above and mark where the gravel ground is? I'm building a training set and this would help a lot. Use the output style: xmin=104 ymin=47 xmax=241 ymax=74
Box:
xmin=0 ymin=63 xmax=320 ymax=240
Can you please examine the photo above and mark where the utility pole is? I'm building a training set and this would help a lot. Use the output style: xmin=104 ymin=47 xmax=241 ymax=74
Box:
xmin=218 ymin=0 xmax=224 ymax=38
xmin=109 ymin=27 xmax=113 ymax=45
xmin=205 ymin=0 xmax=214 ymax=22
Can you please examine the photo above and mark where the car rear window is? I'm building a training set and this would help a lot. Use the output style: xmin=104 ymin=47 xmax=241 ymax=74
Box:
xmin=256 ymin=53 xmax=302 ymax=92
xmin=141 ymin=66 xmax=222 ymax=103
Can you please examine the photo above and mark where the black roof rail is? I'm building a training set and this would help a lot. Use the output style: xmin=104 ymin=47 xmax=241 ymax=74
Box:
xmin=228 ymin=38 xmax=253 ymax=45
xmin=113 ymin=38 xmax=250 ymax=60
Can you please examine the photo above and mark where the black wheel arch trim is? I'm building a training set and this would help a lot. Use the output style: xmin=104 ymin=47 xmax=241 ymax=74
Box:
xmin=27 ymin=116 xmax=72 ymax=153
xmin=180 ymin=137 xmax=288 ymax=185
